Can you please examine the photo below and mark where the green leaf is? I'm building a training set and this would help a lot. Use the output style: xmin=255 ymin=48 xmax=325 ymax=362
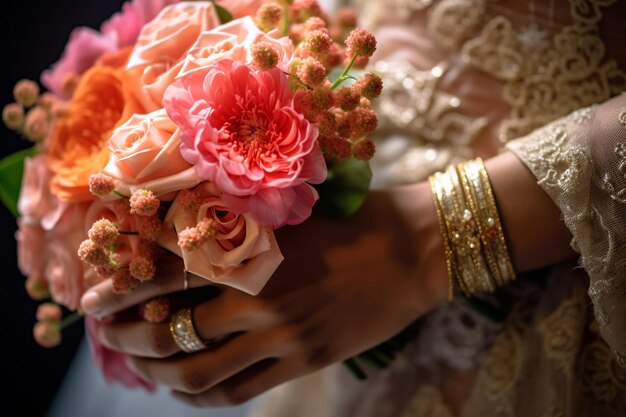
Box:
xmin=315 ymin=159 xmax=372 ymax=218
xmin=214 ymin=4 xmax=233 ymax=24
xmin=0 ymin=148 xmax=37 ymax=218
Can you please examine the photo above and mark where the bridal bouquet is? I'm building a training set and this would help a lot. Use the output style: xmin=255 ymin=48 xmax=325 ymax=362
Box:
xmin=2 ymin=0 xmax=384 ymax=386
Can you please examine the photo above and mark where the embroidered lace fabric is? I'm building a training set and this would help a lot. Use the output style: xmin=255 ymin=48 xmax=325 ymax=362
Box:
xmin=249 ymin=1 xmax=626 ymax=416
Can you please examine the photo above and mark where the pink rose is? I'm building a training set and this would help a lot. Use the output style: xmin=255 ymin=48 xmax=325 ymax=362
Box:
xmin=86 ymin=317 xmax=155 ymax=390
xmin=41 ymin=28 xmax=117 ymax=98
xmin=103 ymin=109 xmax=200 ymax=198
xmin=102 ymin=0 xmax=181 ymax=47
xmin=159 ymin=182 xmax=283 ymax=295
xmin=15 ymin=219 xmax=46 ymax=280
xmin=18 ymin=155 xmax=65 ymax=229
xmin=215 ymin=0 xmax=268 ymax=18
xmin=45 ymin=203 xmax=90 ymax=310
xmin=42 ymin=0 xmax=180 ymax=98
xmin=125 ymin=2 xmax=221 ymax=111
xmin=178 ymin=17 xmax=293 ymax=77
xmin=163 ymin=60 xmax=327 ymax=227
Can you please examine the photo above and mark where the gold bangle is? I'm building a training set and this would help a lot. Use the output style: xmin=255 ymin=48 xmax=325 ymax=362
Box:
xmin=457 ymin=161 xmax=503 ymax=289
xmin=445 ymin=164 xmax=494 ymax=294
xmin=428 ymin=158 xmax=517 ymax=299
xmin=472 ymin=158 xmax=516 ymax=283
xmin=429 ymin=173 xmax=456 ymax=301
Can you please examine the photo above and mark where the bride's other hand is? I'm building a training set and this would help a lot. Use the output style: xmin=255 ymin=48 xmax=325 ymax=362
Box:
xmin=82 ymin=182 xmax=450 ymax=406
xmin=81 ymin=150 xmax=577 ymax=406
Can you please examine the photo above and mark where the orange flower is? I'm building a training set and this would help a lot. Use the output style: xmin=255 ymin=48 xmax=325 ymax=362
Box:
xmin=48 ymin=62 xmax=142 ymax=202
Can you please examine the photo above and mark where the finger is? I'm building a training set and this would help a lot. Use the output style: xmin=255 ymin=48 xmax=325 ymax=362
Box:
xmin=98 ymin=286 xmax=277 ymax=358
xmin=128 ymin=331 xmax=278 ymax=394
xmin=97 ymin=291 xmax=245 ymax=358
xmin=192 ymin=288 xmax=279 ymax=340
xmin=172 ymin=357 xmax=306 ymax=407
xmin=81 ymin=256 xmax=212 ymax=318
xmin=98 ymin=319 xmax=177 ymax=358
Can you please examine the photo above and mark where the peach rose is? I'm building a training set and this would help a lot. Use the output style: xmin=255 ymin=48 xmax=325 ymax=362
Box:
xmin=18 ymin=155 xmax=65 ymax=230
xmin=159 ymin=182 xmax=283 ymax=295
xmin=16 ymin=219 xmax=46 ymax=280
xmin=47 ymin=65 xmax=141 ymax=202
xmin=45 ymin=203 xmax=90 ymax=310
xmin=215 ymin=0 xmax=268 ymax=18
xmin=103 ymin=109 xmax=201 ymax=198
xmin=125 ymin=2 xmax=220 ymax=111
xmin=178 ymin=16 xmax=293 ymax=78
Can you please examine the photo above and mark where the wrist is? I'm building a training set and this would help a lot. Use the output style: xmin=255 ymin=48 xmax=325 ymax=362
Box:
xmin=389 ymin=182 xmax=450 ymax=315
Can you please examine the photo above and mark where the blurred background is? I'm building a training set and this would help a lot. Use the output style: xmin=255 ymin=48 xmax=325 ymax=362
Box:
xmin=0 ymin=1 xmax=125 ymax=416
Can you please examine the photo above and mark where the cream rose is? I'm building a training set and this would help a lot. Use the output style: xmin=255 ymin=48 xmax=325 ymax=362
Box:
xmin=178 ymin=16 xmax=293 ymax=78
xmin=103 ymin=109 xmax=201 ymax=198
xmin=125 ymin=2 xmax=220 ymax=111
xmin=159 ymin=182 xmax=283 ymax=295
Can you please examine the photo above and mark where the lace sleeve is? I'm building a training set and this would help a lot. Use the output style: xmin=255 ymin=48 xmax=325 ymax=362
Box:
xmin=506 ymin=92 xmax=626 ymax=364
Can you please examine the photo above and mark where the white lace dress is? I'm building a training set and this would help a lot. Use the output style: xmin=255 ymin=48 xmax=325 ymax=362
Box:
xmin=250 ymin=1 xmax=626 ymax=416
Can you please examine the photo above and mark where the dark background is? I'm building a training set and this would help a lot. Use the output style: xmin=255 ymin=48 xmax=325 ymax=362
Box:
xmin=0 ymin=1 xmax=124 ymax=416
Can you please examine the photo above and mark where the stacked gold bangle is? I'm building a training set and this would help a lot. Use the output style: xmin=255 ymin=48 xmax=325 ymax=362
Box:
xmin=429 ymin=158 xmax=516 ymax=300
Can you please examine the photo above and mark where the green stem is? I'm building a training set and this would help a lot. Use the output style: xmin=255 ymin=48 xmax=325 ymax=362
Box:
xmin=343 ymin=358 xmax=367 ymax=380
xmin=280 ymin=6 xmax=290 ymax=37
xmin=60 ymin=313 xmax=82 ymax=330
xmin=284 ymin=72 xmax=312 ymax=90
xmin=359 ymin=351 xmax=388 ymax=369
xmin=113 ymin=190 xmax=129 ymax=199
xmin=331 ymin=55 xmax=357 ymax=90
xmin=119 ymin=231 xmax=139 ymax=236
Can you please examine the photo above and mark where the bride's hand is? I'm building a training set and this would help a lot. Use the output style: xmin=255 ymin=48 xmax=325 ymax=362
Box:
xmin=81 ymin=182 xmax=448 ymax=406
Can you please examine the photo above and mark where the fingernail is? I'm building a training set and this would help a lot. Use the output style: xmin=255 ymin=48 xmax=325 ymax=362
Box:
xmin=81 ymin=291 xmax=101 ymax=316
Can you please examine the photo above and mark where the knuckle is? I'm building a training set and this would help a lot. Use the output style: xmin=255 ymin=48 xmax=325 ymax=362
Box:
xmin=220 ymin=385 xmax=253 ymax=406
xmin=147 ymin=325 xmax=174 ymax=357
xmin=304 ymin=345 xmax=335 ymax=368
xmin=99 ymin=326 xmax=121 ymax=351
xmin=178 ymin=367 xmax=209 ymax=394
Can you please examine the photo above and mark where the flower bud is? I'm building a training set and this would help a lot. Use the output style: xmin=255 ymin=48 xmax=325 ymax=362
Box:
xmin=2 ymin=103 xmax=24 ymax=131
xmin=251 ymin=42 xmax=280 ymax=70
xmin=13 ymin=79 xmax=40 ymax=108
xmin=129 ymin=189 xmax=160 ymax=217
xmin=296 ymin=57 xmax=326 ymax=86
xmin=88 ymin=219 xmax=119 ymax=246
xmin=345 ymin=28 xmax=377 ymax=58
xmin=129 ymin=256 xmax=156 ymax=282
xmin=78 ymin=239 xmax=110 ymax=267
xmin=352 ymin=138 xmax=376 ymax=160
xmin=178 ymin=218 xmax=217 ymax=251
xmin=355 ymin=73 xmax=383 ymax=99
xmin=25 ymin=276 xmax=50 ymax=300
xmin=23 ymin=107 xmax=50 ymax=142
xmin=255 ymin=3 xmax=283 ymax=32
xmin=36 ymin=303 xmax=62 ymax=323
xmin=88 ymin=173 xmax=116 ymax=197
xmin=33 ymin=322 xmax=61 ymax=348
xmin=142 ymin=297 xmax=171 ymax=323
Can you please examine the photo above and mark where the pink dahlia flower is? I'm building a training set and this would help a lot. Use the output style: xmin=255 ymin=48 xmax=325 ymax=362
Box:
xmin=163 ymin=60 xmax=327 ymax=228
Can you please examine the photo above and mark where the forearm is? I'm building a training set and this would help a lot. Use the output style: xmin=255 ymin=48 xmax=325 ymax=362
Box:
xmin=485 ymin=151 xmax=576 ymax=273
xmin=390 ymin=150 xmax=576 ymax=298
